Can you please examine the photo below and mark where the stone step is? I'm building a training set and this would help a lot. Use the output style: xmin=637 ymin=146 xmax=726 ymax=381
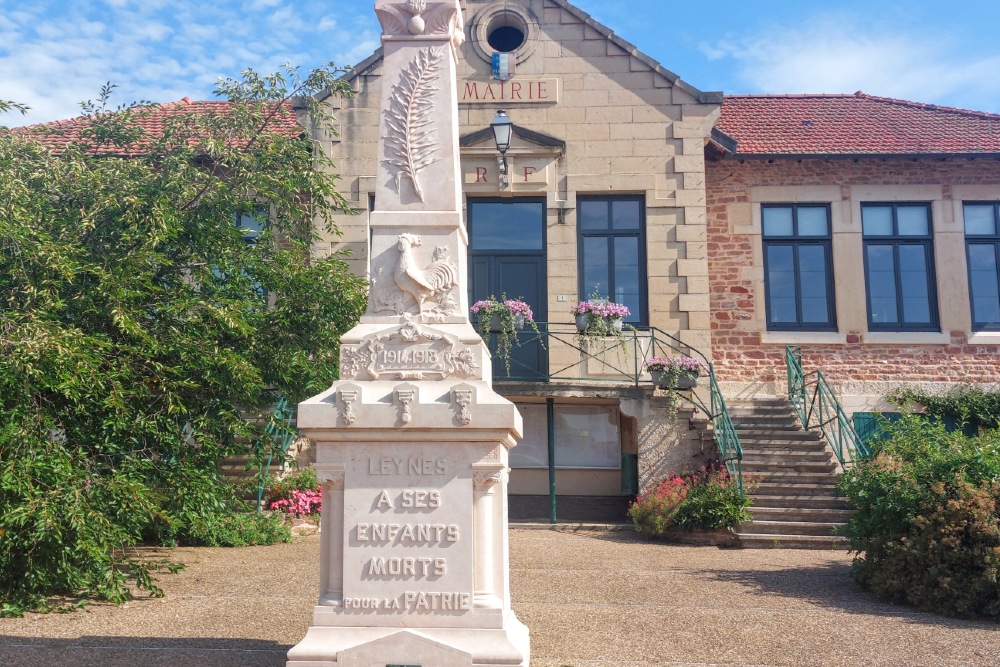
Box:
xmin=752 ymin=482 xmax=841 ymax=496
xmin=740 ymin=443 xmax=832 ymax=454
xmin=750 ymin=506 xmax=854 ymax=522
xmin=735 ymin=533 xmax=850 ymax=550
xmin=750 ymin=494 xmax=853 ymax=510
xmin=728 ymin=398 xmax=790 ymax=407
xmin=728 ymin=406 xmax=798 ymax=417
xmin=739 ymin=442 xmax=826 ymax=452
xmin=738 ymin=520 xmax=846 ymax=537
xmin=734 ymin=421 xmax=806 ymax=430
xmin=741 ymin=458 xmax=837 ymax=471
xmin=735 ymin=430 xmax=822 ymax=441
xmin=219 ymin=455 xmax=282 ymax=481
xmin=742 ymin=471 xmax=839 ymax=485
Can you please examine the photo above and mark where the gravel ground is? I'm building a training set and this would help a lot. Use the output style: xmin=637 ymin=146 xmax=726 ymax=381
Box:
xmin=1 ymin=528 xmax=998 ymax=667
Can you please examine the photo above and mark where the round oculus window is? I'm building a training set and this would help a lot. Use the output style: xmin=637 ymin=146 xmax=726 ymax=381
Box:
xmin=488 ymin=25 xmax=525 ymax=52
xmin=485 ymin=11 xmax=529 ymax=53
xmin=470 ymin=3 xmax=539 ymax=66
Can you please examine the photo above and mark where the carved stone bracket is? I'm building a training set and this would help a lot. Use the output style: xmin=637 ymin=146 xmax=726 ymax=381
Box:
xmin=394 ymin=383 xmax=420 ymax=425
xmin=336 ymin=384 xmax=362 ymax=427
xmin=473 ymin=468 xmax=507 ymax=492
xmin=315 ymin=467 xmax=346 ymax=489
xmin=340 ymin=321 xmax=479 ymax=381
xmin=450 ymin=383 xmax=476 ymax=426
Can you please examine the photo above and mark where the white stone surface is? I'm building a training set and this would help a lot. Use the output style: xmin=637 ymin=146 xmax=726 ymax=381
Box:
xmin=287 ymin=1 xmax=530 ymax=665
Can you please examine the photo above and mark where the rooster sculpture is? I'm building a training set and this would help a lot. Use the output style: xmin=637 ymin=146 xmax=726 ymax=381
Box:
xmin=393 ymin=233 xmax=459 ymax=314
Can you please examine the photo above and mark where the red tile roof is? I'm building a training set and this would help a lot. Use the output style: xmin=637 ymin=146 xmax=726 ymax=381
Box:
xmin=11 ymin=98 xmax=302 ymax=155
xmin=717 ymin=92 xmax=1000 ymax=156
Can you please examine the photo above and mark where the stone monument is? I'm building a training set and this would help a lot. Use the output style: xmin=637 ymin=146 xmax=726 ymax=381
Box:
xmin=286 ymin=2 xmax=530 ymax=665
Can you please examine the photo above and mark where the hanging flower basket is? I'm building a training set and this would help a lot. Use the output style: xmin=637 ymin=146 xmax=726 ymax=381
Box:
xmin=645 ymin=356 xmax=708 ymax=389
xmin=644 ymin=355 xmax=708 ymax=421
xmin=571 ymin=298 xmax=629 ymax=335
xmin=471 ymin=295 xmax=541 ymax=376
xmin=491 ymin=313 xmax=525 ymax=333
xmin=650 ymin=369 xmax=698 ymax=390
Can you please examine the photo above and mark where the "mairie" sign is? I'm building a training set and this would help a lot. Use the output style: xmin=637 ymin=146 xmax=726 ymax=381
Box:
xmin=460 ymin=79 xmax=560 ymax=104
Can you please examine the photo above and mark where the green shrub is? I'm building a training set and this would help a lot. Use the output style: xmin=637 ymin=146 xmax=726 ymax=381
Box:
xmin=263 ymin=467 xmax=319 ymax=503
xmin=889 ymin=385 xmax=1000 ymax=431
xmin=0 ymin=437 xmax=166 ymax=616
xmin=175 ymin=511 xmax=292 ymax=548
xmin=629 ymin=464 xmax=751 ymax=536
xmin=839 ymin=416 xmax=1000 ymax=619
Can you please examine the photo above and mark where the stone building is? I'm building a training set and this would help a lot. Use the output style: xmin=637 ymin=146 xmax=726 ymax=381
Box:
xmin=709 ymin=94 xmax=1000 ymax=412
xmin=310 ymin=0 xmax=1000 ymax=513
xmin=29 ymin=0 xmax=1000 ymax=519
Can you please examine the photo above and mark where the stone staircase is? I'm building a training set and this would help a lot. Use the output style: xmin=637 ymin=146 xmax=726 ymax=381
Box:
xmin=728 ymin=397 xmax=852 ymax=549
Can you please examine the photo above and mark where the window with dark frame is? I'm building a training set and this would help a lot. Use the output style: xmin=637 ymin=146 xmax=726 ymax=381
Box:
xmin=963 ymin=202 xmax=1000 ymax=330
xmin=234 ymin=210 xmax=267 ymax=297
xmin=761 ymin=204 xmax=837 ymax=331
xmin=577 ymin=195 xmax=647 ymax=326
xmin=861 ymin=203 xmax=938 ymax=331
xmin=235 ymin=210 xmax=266 ymax=245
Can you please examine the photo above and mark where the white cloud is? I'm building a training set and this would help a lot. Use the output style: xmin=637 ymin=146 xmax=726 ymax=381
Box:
xmin=131 ymin=21 xmax=173 ymax=41
xmin=245 ymin=0 xmax=282 ymax=10
xmin=0 ymin=0 xmax=384 ymax=126
xmin=700 ymin=14 xmax=1000 ymax=113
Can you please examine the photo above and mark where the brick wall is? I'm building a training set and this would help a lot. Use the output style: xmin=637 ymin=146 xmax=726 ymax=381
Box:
xmin=706 ymin=157 xmax=1000 ymax=396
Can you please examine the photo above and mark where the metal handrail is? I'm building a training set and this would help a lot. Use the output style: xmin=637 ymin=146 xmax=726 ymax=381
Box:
xmin=252 ymin=395 xmax=297 ymax=511
xmin=785 ymin=345 xmax=870 ymax=470
xmin=484 ymin=322 xmax=743 ymax=493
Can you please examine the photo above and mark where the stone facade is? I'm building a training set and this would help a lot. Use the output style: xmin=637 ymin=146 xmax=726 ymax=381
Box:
xmin=706 ymin=157 xmax=1000 ymax=412
xmin=303 ymin=0 xmax=1000 ymax=497
xmin=308 ymin=0 xmax=723 ymax=495
xmin=313 ymin=0 xmax=719 ymax=356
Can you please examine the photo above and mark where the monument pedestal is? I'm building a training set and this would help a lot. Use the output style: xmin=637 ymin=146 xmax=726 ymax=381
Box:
xmin=287 ymin=378 xmax=529 ymax=667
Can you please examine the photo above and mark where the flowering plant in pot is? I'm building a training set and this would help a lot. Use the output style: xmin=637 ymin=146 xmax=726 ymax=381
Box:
xmin=570 ymin=295 xmax=631 ymax=335
xmin=644 ymin=355 xmax=708 ymax=390
xmin=644 ymin=355 xmax=708 ymax=421
xmin=470 ymin=295 xmax=541 ymax=375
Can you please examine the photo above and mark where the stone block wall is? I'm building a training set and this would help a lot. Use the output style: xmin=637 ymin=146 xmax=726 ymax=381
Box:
xmin=309 ymin=0 xmax=720 ymax=355
xmin=706 ymin=157 xmax=1000 ymax=409
xmin=622 ymin=398 xmax=717 ymax=493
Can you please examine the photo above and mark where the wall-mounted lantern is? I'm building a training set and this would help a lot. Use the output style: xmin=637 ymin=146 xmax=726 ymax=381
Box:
xmin=490 ymin=109 xmax=512 ymax=188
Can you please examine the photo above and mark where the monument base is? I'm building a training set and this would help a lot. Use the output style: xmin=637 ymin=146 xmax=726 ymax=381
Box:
xmin=286 ymin=614 xmax=530 ymax=666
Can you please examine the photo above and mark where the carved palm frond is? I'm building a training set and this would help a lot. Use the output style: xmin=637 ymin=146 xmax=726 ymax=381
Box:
xmin=383 ymin=46 xmax=445 ymax=201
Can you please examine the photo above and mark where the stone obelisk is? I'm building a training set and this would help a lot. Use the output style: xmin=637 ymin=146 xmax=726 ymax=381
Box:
xmin=286 ymin=2 xmax=530 ymax=665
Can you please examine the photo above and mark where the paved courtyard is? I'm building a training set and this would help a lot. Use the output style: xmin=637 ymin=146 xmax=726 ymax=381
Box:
xmin=1 ymin=528 xmax=998 ymax=666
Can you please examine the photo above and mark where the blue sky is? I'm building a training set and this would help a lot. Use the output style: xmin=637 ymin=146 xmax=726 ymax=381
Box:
xmin=4 ymin=0 xmax=1000 ymax=126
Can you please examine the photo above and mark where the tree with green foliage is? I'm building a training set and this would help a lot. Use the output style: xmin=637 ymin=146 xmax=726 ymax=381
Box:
xmin=0 ymin=65 xmax=367 ymax=615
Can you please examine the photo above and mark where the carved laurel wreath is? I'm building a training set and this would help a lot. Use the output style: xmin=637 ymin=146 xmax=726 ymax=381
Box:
xmin=383 ymin=46 xmax=445 ymax=201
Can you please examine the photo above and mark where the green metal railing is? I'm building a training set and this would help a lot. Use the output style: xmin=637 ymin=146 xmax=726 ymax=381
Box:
xmin=785 ymin=345 xmax=870 ymax=470
xmin=708 ymin=369 xmax=744 ymax=495
xmin=251 ymin=395 xmax=297 ymax=511
xmin=488 ymin=323 xmax=743 ymax=494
